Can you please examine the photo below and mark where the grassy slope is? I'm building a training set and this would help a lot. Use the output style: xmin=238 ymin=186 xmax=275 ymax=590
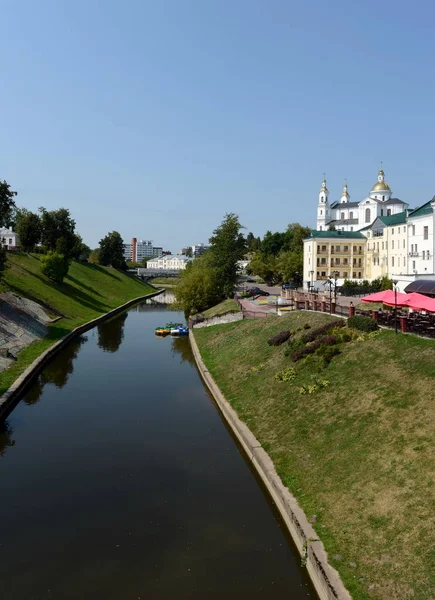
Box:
xmin=200 ymin=299 xmax=240 ymax=319
xmin=150 ymin=276 xmax=180 ymax=285
xmin=194 ymin=312 xmax=435 ymax=600
xmin=0 ymin=253 xmax=153 ymax=395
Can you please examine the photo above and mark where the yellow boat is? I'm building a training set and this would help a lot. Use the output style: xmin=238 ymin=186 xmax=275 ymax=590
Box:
xmin=155 ymin=327 xmax=170 ymax=336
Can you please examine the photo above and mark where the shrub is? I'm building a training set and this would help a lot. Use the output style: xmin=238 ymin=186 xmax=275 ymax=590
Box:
xmin=0 ymin=245 xmax=6 ymax=279
xmin=40 ymin=251 xmax=70 ymax=283
xmin=318 ymin=345 xmax=341 ymax=367
xmin=268 ymin=330 xmax=291 ymax=346
xmin=347 ymin=315 xmax=379 ymax=332
xmin=291 ymin=335 xmax=338 ymax=363
xmin=301 ymin=320 xmax=344 ymax=343
xmin=274 ymin=367 xmax=296 ymax=382
xmin=303 ymin=323 xmax=311 ymax=329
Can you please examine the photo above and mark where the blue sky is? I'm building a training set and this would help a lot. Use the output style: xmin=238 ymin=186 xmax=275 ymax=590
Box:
xmin=1 ymin=0 xmax=434 ymax=251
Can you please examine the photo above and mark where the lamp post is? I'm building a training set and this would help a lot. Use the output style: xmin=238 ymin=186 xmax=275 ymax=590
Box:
xmin=392 ymin=279 xmax=398 ymax=334
xmin=309 ymin=270 xmax=314 ymax=292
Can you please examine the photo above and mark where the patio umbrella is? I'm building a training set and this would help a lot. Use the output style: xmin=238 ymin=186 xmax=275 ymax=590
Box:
xmin=402 ymin=292 xmax=435 ymax=312
xmin=361 ymin=289 xmax=408 ymax=306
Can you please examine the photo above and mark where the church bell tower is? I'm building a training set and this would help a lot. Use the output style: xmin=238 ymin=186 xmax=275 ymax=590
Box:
xmin=317 ymin=177 xmax=330 ymax=230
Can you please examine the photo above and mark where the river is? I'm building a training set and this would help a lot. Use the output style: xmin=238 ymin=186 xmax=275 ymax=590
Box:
xmin=0 ymin=293 xmax=315 ymax=599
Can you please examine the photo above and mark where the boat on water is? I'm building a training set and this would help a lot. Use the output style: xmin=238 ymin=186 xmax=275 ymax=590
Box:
xmin=155 ymin=327 xmax=170 ymax=336
xmin=170 ymin=325 xmax=189 ymax=336
xmin=155 ymin=323 xmax=188 ymax=337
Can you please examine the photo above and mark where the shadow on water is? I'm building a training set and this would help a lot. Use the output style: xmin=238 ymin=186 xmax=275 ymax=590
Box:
xmin=0 ymin=421 xmax=15 ymax=457
xmin=171 ymin=336 xmax=195 ymax=366
xmin=97 ymin=311 xmax=128 ymax=353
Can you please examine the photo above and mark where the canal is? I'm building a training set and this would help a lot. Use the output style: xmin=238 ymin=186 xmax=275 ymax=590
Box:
xmin=0 ymin=294 xmax=315 ymax=599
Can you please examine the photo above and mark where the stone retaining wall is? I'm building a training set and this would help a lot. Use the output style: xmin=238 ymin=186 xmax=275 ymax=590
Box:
xmin=192 ymin=312 xmax=243 ymax=328
xmin=189 ymin=329 xmax=351 ymax=600
xmin=0 ymin=289 xmax=164 ymax=422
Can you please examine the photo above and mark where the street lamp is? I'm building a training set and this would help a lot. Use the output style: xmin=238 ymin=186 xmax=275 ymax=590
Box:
xmin=327 ymin=272 xmax=339 ymax=314
xmin=392 ymin=279 xmax=398 ymax=334
xmin=309 ymin=270 xmax=314 ymax=292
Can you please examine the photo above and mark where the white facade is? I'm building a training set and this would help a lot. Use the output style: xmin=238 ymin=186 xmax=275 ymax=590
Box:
xmin=146 ymin=254 xmax=192 ymax=270
xmin=316 ymin=169 xmax=408 ymax=233
xmin=0 ymin=228 xmax=19 ymax=249
xmin=406 ymin=199 xmax=435 ymax=276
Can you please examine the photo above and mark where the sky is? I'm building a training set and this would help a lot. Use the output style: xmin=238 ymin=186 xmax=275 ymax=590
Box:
xmin=1 ymin=0 xmax=435 ymax=252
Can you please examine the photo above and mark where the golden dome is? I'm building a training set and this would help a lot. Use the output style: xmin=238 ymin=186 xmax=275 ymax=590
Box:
xmin=372 ymin=181 xmax=391 ymax=191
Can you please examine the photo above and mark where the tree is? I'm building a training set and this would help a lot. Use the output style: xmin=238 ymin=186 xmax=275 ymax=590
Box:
xmin=246 ymin=231 xmax=261 ymax=252
xmin=175 ymin=254 xmax=222 ymax=315
xmin=0 ymin=245 xmax=7 ymax=279
xmin=208 ymin=213 xmax=246 ymax=297
xmin=184 ymin=246 xmax=193 ymax=258
xmin=40 ymin=251 xmax=70 ymax=283
xmin=88 ymin=248 xmax=100 ymax=264
xmin=328 ymin=224 xmax=337 ymax=231
xmin=39 ymin=207 xmax=76 ymax=260
xmin=70 ymin=234 xmax=90 ymax=261
xmin=15 ymin=209 xmax=42 ymax=252
xmin=0 ymin=180 xmax=17 ymax=227
xmin=99 ymin=231 xmax=126 ymax=269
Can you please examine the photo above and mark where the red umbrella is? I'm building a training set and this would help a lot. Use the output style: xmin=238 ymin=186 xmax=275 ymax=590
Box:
xmin=361 ymin=290 xmax=408 ymax=306
xmin=402 ymin=292 xmax=435 ymax=312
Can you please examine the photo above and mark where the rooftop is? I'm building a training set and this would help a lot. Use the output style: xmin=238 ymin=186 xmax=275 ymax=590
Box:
xmin=378 ymin=211 xmax=407 ymax=226
xmin=306 ymin=230 xmax=366 ymax=240
xmin=408 ymin=197 xmax=435 ymax=219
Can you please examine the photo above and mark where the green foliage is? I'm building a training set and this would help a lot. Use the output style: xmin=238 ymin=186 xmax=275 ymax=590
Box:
xmin=328 ymin=224 xmax=337 ymax=231
xmin=303 ymin=323 xmax=311 ymax=329
xmin=348 ymin=315 xmax=379 ymax=332
xmin=175 ymin=254 xmax=222 ymax=316
xmin=268 ymin=330 xmax=291 ymax=346
xmin=184 ymin=246 xmax=193 ymax=258
xmin=0 ymin=245 xmax=6 ymax=278
xmin=15 ymin=209 xmax=42 ymax=252
xmin=40 ymin=251 xmax=70 ymax=283
xmin=246 ymin=231 xmax=261 ymax=252
xmin=0 ymin=180 xmax=17 ymax=227
xmin=317 ymin=345 xmax=341 ymax=367
xmin=341 ymin=276 xmax=393 ymax=296
xmin=274 ymin=366 xmax=296 ymax=382
xmin=99 ymin=231 xmax=126 ymax=269
xmin=39 ymin=207 xmax=77 ymax=260
xmin=208 ymin=212 xmax=246 ymax=297
xmin=88 ymin=248 xmax=100 ymax=264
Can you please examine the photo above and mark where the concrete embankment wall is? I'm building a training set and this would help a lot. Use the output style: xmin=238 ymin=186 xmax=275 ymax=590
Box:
xmin=189 ymin=329 xmax=352 ymax=600
xmin=0 ymin=289 xmax=164 ymax=422
xmin=192 ymin=312 xmax=243 ymax=328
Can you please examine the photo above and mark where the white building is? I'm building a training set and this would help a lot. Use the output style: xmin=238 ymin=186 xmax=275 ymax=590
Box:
xmin=317 ymin=169 xmax=408 ymax=232
xmin=406 ymin=198 xmax=435 ymax=277
xmin=0 ymin=228 xmax=19 ymax=250
xmin=123 ymin=238 xmax=163 ymax=262
xmin=146 ymin=254 xmax=192 ymax=270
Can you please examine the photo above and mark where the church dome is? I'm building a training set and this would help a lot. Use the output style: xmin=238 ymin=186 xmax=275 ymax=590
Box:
xmin=372 ymin=181 xmax=391 ymax=191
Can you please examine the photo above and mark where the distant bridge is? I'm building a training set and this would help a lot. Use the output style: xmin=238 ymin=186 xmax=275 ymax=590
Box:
xmin=134 ymin=268 xmax=181 ymax=280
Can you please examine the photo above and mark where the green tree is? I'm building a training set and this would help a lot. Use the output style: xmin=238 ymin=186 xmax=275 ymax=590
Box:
xmin=175 ymin=254 xmax=221 ymax=315
xmin=70 ymin=234 xmax=90 ymax=261
xmin=328 ymin=224 xmax=337 ymax=231
xmin=0 ymin=180 xmax=17 ymax=227
xmin=15 ymin=209 xmax=42 ymax=252
xmin=39 ymin=207 xmax=76 ymax=259
xmin=0 ymin=245 xmax=7 ymax=279
xmin=99 ymin=231 xmax=126 ymax=269
xmin=248 ymin=253 xmax=279 ymax=283
xmin=40 ymin=251 xmax=70 ymax=283
xmin=246 ymin=231 xmax=261 ymax=252
xmin=184 ymin=246 xmax=193 ymax=258
xmin=208 ymin=213 xmax=246 ymax=297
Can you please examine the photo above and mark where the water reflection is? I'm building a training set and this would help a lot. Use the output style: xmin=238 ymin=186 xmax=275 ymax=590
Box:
xmin=171 ymin=336 xmax=195 ymax=366
xmin=43 ymin=335 xmax=88 ymax=387
xmin=0 ymin=421 xmax=15 ymax=457
xmin=97 ymin=312 xmax=128 ymax=353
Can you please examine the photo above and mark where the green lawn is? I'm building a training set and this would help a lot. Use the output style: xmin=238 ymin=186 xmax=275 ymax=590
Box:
xmin=194 ymin=312 xmax=435 ymax=600
xmin=150 ymin=276 xmax=181 ymax=286
xmin=199 ymin=298 xmax=240 ymax=319
xmin=0 ymin=253 xmax=153 ymax=395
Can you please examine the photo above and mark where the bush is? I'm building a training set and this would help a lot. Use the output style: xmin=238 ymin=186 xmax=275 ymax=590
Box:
xmin=0 ymin=245 xmax=6 ymax=279
xmin=347 ymin=315 xmax=379 ymax=332
xmin=301 ymin=320 xmax=344 ymax=343
xmin=41 ymin=251 xmax=70 ymax=283
xmin=317 ymin=345 xmax=341 ymax=367
xmin=291 ymin=335 xmax=338 ymax=363
xmin=268 ymin=330 xmax=291 ymax=346
xmin=303 ymin=323 xmax=311 ymax=329
xmin=274 ymin=366 xmax=296 ymax=382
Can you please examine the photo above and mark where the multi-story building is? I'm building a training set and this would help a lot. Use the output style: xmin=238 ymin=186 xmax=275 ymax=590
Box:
xmin=316 ymin=168 xmax=408 ymax=232
xmin=0 ymin=228 xmax=19 ymax=250
xmin=303 ymin=231 xmax=367 ymax=287
xmin=406 ymin=198 xmax=435 ymax=277
xmin=146 ymin=254 xmax=192 ymax=270
xmin=178 ymin=243 xmax=209 ymax=257
xmin=123 ymin=238 xmax=163 ymax=263
xmin=363 ymin=212 xmax=408 ymax=279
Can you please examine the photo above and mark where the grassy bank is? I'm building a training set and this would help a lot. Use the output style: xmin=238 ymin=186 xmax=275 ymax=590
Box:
xmin=194 ymin=312 xmax=435 ymax=600
xmin=0 ymin=253 xmax=154 ymax=395
xmin=150 ymin=276 xmax=180 ymax=286
xmin=199 ymin=298 xmax=240 ymax=319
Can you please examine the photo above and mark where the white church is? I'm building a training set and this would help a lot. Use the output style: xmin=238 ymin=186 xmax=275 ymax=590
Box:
xmin=316 ymin=168 xmax=408 ymax=232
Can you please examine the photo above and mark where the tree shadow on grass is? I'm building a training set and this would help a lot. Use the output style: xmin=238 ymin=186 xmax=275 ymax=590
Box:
xmin=65 ymin=273 xmax=104 ymax=297
xmin=81 ymin=262 xmax=122 ymax=280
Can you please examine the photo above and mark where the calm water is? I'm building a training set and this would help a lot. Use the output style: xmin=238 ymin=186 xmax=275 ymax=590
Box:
xmin=0 ymin=294 xmax=315 ymax=599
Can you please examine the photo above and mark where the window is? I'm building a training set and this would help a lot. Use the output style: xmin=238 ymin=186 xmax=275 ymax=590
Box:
xmin=320 ymin=210 xmax=323 ymax=215
xmin=415 ymin=244 xmax=418 ymax=252
xmin=387 ymin=209 xmax=391 ymax=216
xmin=8 ymin=238 xmax=12 ymax=245
xmin=353 ymin=272 xmax=356 ymax=278
xmin=343 ymin=272 xmax=348 ymax=278
xmin=343 ymin=245 xmax=349 ymax=251
xmin=319 ymin=226 xmax=322 ymax=231
xmin=322 ymin=245 xmax=327 ymax=252
xmin=403 ymin=257 xmax=406 ymax=267
xmin=424 ymin=226 xmax=428 ymax=240
xmin=392 ymin=257 xmax=394 ymax=267
xmin=359 ymin=246 xmax=362 ymax=252
xmin=317 ymin=245 xmax=320 ymax=253
xmin=321 ymin=271 xmax=326 ymax=277
xmin=308 ymin=257 xmax=310 ymax=264
xmin=335 ymin=245 xmax=340 ymax=252
xmin=383 ymin=196 xmax=385 ymax=201
xmin=392 ymin=240 xmax=394 ymax=249
xmin=403 ymin=239 xmax=405 ymax=248
xmin=341 ymin=212 xmax=345 ymax=220
xmin=398 ymin=227 xmax=400 ymax=233
xmin=411 ymin=244 xmax=414 ymax=252
xmin=412 ymin=225 xmax=416 ymax=235
xmin=392 ymin=228 xmax=394 ymax=234
xmin=404 ymin=225 xmax=406 ymax=231
xmin=343 ymin=258 xmax=348 ymax=264
xmin=365 ymin=208 xmax=371 ymax=223
xmin=382 ymin=242 xmax=384 ymax=250
xmin=350 ymin=211 xmax=353 ymax=219
xmin=377 ymin=242 xmax=379 ymax=251
xmin=423 ymin=251 xmax=425 ymax=260
xmin=381 ymin=209 xmax=384 ymax=216
xmin=413 ymin=261 xmax=416 ymax=270
xmin=358 ymin=272 xmax=361 ymax=278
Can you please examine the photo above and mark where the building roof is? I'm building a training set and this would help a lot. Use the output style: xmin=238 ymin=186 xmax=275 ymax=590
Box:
xmin=408 ymin=197 xmax=435 ymax=219
xmin=404 ymin=280 xmax=435 ymax=296
xmin=383 ymin=197 xmax=407 ymax=205
xmin=327 ymin=218 xmax=359 ymax=226
xmin=0 ymin=228 xmax=17 ymax=236
xmin=306 ymin=230 xmax=366 ymax=240
xmin=148 ymin=254 xmax=192 ymax=262
xmin=378 ymin=211 xmax=407 ymax=226
xmin=330 ymin=201 xmax=360 ymax=209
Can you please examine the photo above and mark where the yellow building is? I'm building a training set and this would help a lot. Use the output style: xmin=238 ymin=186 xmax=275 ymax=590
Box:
xmin=303 ymin=230 xmax=367 ymax=288
xmin=362 ymin=212 xmax=408 ymax=279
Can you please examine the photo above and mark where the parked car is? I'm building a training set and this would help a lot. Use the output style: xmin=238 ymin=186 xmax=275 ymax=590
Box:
xmin=282 ymin=282 xmax=297 ymax=290
xmin=250 ymin=287 xmax=270 ymax=296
